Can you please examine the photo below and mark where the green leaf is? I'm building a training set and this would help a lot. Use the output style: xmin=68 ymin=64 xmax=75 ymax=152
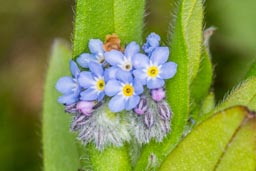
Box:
xmin=135 ymin=0 xmax=203 ymax=170
xmin=190 ymin=47 xmax=213 ymax=121
xmin=73 ymin=0 xmax=145 ymax=57
xmin=199 ymin=77 xmax=256 ymax=123
xmin=42 ymin=39 xmax=80 ymax=171
xmin=159 ymin=106 xmax=256 ymax=171
xmin=214 ymin=77 xmax=256 ymax=112
xmin=215 ymin=118 xmax=256 ymax=171
xmin=200 ymin=92 xmax=215 ymax=115
xmin=245 ymin=58 xmax=256 ymax=79
xmin=88 ymin=145 xmax=132 ymax=171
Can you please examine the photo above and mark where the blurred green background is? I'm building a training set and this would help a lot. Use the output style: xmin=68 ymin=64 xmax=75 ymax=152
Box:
xmin=0 ymin=0 xmax=255 ymax=170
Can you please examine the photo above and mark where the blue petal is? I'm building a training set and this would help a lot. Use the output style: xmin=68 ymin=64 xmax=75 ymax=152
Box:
xmin=105 ymin=79 xmax=122 ymax=96
xmin=133 ymin=79 xmax=144 ymax=95
xmin=143 ymin=33 xmax=160 ymax=54
xmin=98 ymin=91 xmax=105 ymax=101
xmin=159 ymin=62 xmax=177 ymax=79
xmin=147 ymin=78 xmax=165 ymax=89
xmin=105 ymin=50 xmax=124 ymax=66
xmin=125 ymin=95 xmax=140 ymax=110
xmin=56 ymin=76 xmax=76 ymax=94
xmin=70 ymin=60 xmax=80 ymax=78
xmin=147 ymin=33 xmax=160 ymax=45
xmin=124 ymin=41 xmax=140 ymax=58
xmin=78 ymin=71 xmax=95 ymax=88
xmin=132 ymin=53 xmax=149 ymax=69
xmin=80 ymin=88 xmax=98 ymax=101
xmin=104 ymin=67 xmax=119 ymax=81
xmin=151 ymin=47 xmax=169 ymax=65
xmin=76 ymin=53 xmax=96 ymax=68
xmin=88 ymin=61 xmax=103 ymax=77
xmin=133 ymin=69 xmax=147 ymax=85
xmin=108 ymin=95 xmax=126 ymax=112
xmin=58 ymin=94 xmax=78 ymax=105
xmin=116 ymin=70 xmax=133 ymax=83
xmin=89 ymin=39 xmax=104 ymax=54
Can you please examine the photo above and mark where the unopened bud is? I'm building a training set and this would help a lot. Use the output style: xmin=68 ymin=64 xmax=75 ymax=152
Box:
xmin=144 ymin=109 xmax=154 ymax=128
xmin=157 ymin=101 xmax=171 ymax=120
xmin=151 ymin=88 xmax=165 ymax=102
xmin=134 ymin=97 xmax=148 ymax=115
xmin=76 ymin=101 xmax=95 ymax=116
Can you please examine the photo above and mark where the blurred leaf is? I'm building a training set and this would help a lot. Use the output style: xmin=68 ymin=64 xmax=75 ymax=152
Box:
xmin=73 ymin=0 xmax=145 ymax=57
xmin=42 ymin=39 xmax=80 ymax=171
xmin=135 ymin=0 xmax=203 ymax=169
xmin=160 ymin=106 xmax=256 ymax=171
xmin=245 ymin=59 xmax=256 ymax=79
xmin=190 ymin=47 xmax=213 ymax=121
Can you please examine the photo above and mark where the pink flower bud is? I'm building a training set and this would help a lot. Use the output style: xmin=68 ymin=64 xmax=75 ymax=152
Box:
xmin=134 ymin=97 xmax=148 ymax=115
xmin=151 ymin=88 xmax=165 ymax=102
xmin=76 ymin=101 xmax=95 ymax=116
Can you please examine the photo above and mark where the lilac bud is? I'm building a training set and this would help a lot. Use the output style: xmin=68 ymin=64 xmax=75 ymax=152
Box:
xmin=144 ymin=109 xmax=154 ymax=128
xmin=157 ymin=101 xmax=171 ymax=120
xmin=134 ymin=97 xmax=148 ymax=115
xmin=151 ymin=88 xmax=165 ymax=102
xmin=76 ymin=101 xmax=95 ymax=116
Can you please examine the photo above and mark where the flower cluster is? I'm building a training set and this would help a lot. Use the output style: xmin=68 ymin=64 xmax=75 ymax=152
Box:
xmin=56 ymin=33 xmax=177 ymax=150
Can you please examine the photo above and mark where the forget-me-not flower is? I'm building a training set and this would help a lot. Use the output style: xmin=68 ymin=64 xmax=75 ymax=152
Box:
xmin=105 ymin=70 xmax=143 ymax=112
xmin=76 ymin=39 xmax=105 ymax=68
xmin=55 ymin=60 xmax=81 ymax=105
xmin=142 ymin=33 xmax=160 ymax=56
xmin=78 ymin=61 xmax=106 ymax=101
xmin=104 ymin=41 xmax=140 ymax=72
xmin=133 ymin=47 xmax=177 ymax=89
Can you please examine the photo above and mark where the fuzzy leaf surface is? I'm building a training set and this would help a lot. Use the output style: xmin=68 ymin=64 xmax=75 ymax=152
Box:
xmin=160 ymin=106 xmax=256 ymax=171
xmin=73 ymin=0 xmax=145 ymax=57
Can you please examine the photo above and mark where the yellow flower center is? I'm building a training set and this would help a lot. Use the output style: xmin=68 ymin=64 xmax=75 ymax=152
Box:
xmin=96 ymin=79 xmax=105 ymax=91
xmin=147 ymin=66 xmax=159 ymax=78
xmin=122 ymin=84 xmax=134 ymax=97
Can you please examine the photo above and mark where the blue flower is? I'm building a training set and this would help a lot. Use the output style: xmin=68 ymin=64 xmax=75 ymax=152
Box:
xmin=76 ymin=39 xmax=105 ymax=68
xmin=55 ymin=60 xmax=81 ymax=105
xmin=104 ymin=41 xmax=139 ymax=72
xmin=78 ymin=61 xmax=106 ymax=101
xmin=105 ymin=71 xmax=144 ymax=112
xmin=142 ymin=33 xmax=160 ymax=56
xmin=133 ymin=47 xmax=177 ymax=89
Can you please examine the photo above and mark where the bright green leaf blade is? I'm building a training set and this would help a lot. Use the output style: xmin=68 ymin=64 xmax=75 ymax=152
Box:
xmin=245 ymin=58 xmax=256 ymax=79
xmin=216 ymin=118 xmax=256 ymax=171
xmin=199 ymin=77 xmax=256 ymax=123
xmin=73 ymin=0 xmax=145 ymax=57
xmin=73 ymin=0 xmax=114 ymax=57
xmin=135 ymin=0 xmax=203 ymax=170
xmin=89 ymin=145 xmax=131 ymax=171
xmin=42 ymin=39 xmax=80 ymax=171
xmin=214 ymin=77 xmax=256 ymax=112
xmin=190 ymin=47 xmax=213 ymax=121
xmin=160 ymin=106 xmax=255 ymax=171
xmin=200 ymin=92 xmax=215 ymax=115
xmin=113 ymin=0 xmax=145 ymax=44
xmin=183 ymin=0 xmax=203 ymax=81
